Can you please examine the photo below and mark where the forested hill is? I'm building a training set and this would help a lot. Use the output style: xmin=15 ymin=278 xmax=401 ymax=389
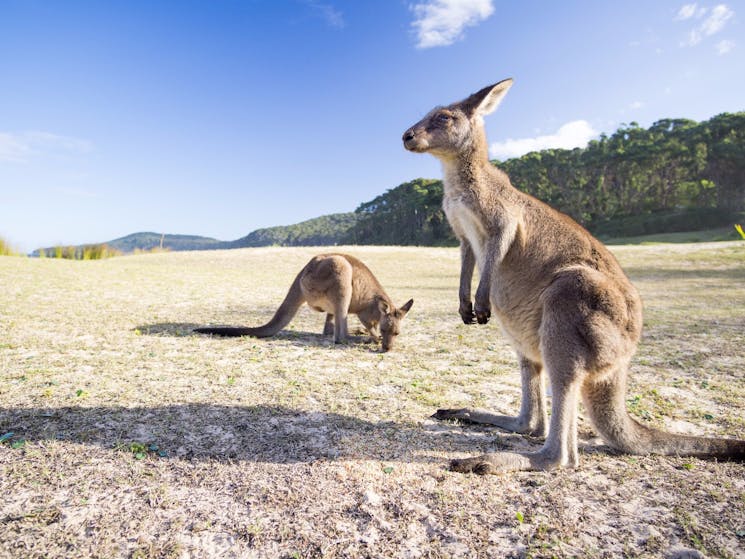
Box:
xmin=37 ymin=112 xmax=744 ymax=255
xmin=346 ymin=112 xmax=745 ymax=245
xmin=226 ymin=213 xmax=358 ymax=248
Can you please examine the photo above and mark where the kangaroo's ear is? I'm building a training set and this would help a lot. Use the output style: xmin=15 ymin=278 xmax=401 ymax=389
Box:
xmin=378 ymin=298 xmax=390 ymax=315
xmin=461 ymin=78 xmax=513 ymax=118
xmin=398 ymin=299 xmax=414 ymax=315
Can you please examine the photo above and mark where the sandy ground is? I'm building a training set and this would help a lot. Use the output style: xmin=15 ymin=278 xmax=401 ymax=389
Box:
xmin=1 ymin=243 xmax=744 ymax=558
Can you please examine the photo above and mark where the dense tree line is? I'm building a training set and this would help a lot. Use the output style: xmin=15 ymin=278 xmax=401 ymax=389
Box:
xmin=345 ymin=178 xmax=452 ymax=245
xmin=346 ymin=112 xmax=745 ymax=244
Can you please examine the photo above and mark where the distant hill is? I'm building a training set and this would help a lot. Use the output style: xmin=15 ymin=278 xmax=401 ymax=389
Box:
xmin=226 ymin=213 xmax=358 ymax=248
xmin=32 ymin=232 xmax=224 ymax=256
xmin=106 ymin=232 xmax=224 ymax=252
xmin=32 ymin=213 xmax=359 ymax=255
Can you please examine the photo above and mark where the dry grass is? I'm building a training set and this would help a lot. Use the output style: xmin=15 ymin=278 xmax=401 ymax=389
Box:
xmin=1 ymin=244 xmax=744 ymax=558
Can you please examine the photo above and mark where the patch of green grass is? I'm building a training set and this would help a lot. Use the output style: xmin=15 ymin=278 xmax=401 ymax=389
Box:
xmin=603 ymin=226 xmax=740 ymax=245
xmin=735 ymin=224 xmax=745 ymax=240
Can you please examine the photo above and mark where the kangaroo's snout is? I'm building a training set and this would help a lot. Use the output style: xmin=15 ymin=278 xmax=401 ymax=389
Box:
xmin=403 ymin=127 xmax=427 ymax=152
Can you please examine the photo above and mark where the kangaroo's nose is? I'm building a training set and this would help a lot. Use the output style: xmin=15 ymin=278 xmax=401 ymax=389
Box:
xmin=403 ymin=130 xmax=415 ymax=142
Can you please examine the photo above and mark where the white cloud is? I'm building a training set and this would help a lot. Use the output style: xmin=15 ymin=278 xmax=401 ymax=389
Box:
xmin=411 ymin=0 xmax=494 ymax=49
xmin=716 ymin=38 xmax=735 ymax=54
xmin=675 ymin=3 xmax=704 ymax=20
xmin=629 ymin=101 xmax=645 ymax=110
xmin=0 ymin=133 xmax=31 ymax=162
xmin=680 ymin=3 xmax=734 ymax=46
xmin=303 ymin=1 xmax=344 ymax=29
xmin=702 ymin=4 xmax=733 ymax=34
xmin=0 ymin=131 xmax=92 ymax=163
xmin=489 ymin=120 xmax=598 ymax=160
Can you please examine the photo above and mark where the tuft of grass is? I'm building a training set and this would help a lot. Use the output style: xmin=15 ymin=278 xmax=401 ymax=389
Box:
xmin=40 ymin=243 xmax=122 ymax=260
xmin=0 ymin=237 xmax=20 ymax=256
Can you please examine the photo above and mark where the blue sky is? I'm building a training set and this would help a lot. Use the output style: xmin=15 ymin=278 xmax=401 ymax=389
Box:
xmin=1 ymin=0 xmax=743 ymax=252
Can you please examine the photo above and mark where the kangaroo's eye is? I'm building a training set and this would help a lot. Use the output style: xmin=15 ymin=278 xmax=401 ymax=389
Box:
xmin=436 ymin=113 xmax=451 ymax=123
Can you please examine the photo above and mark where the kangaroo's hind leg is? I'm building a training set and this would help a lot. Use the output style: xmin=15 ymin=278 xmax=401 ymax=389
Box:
xmin=433 ymin=355 xmax=547 ymax=437
xmin=323 ymin=313 xmax=334 ymax=336
xmin=451 ymin=362 xmax=585 ymax=474
xmin=331 ymin=259 xmax=353 ymax=344
xmin=333 ymin=291 xmax=352 ymax=344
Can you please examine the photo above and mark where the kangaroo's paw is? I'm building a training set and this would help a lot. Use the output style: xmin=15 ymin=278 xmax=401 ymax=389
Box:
xmin=432 ymin=408 xmax=545 ymax=436
xmin=450 ymin=456 xmax=500 ymax=475
xmin=431 ymin=408 xmax=475 ymax=423
xmin=450 ymin=450 xmax=570 ymax=474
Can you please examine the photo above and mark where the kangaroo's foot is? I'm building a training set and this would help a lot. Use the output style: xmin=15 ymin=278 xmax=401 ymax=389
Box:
xmin=450 ymin=448 xmax=578 ymax=475
xmin=432 ymin=407 xmax=547 ymax=437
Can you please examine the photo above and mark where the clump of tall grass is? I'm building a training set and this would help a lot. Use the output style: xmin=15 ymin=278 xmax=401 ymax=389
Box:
xmin=0 ymin=237 xmax=20 ymax=256
xmin=38 ymin=244 xmax=122 ymax=260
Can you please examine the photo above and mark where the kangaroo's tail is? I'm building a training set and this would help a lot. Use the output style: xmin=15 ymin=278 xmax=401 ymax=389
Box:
xmin=584 ymin=371 xmax=745 ymax=460
xmin=194 ymin=271 xmax=306 ymax=338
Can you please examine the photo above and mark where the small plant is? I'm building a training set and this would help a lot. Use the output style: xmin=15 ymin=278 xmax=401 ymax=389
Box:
xmin=0 ymin=432 xmax=25 ymax=449
xmin=121 ymin=441 xmax=168 ymax=460
xmin=0 ymin=237 xmax=19 ymax=256
xmin=45 ymin=243 xmax=122 ymax=260
xmin=130 ymin=442 xmax=148 ymax=460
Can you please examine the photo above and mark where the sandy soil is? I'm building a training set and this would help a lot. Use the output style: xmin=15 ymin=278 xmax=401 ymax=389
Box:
xmin=1 ymin=243 xmax=744 ymax=558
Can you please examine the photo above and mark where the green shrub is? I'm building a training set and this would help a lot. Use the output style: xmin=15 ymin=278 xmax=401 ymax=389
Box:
xmin=0 ymin=237 xmax=19 ymax=256
xmin=47 ymin=244 xmax=122 ymax=260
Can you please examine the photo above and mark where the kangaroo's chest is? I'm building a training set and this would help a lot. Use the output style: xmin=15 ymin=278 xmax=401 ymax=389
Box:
xmin=443 ymin=195 xmax=488 ymax=269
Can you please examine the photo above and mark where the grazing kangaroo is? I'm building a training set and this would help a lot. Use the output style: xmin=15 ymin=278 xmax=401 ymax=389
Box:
xmin=403 ymin=79 xmax=745 ymax=473
xmin=194 ymin=253 xmax=413 ymax=352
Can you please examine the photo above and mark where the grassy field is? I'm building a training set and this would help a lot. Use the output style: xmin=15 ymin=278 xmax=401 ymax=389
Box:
xmin=601 ymin=226 xmax=743 ymax=245
xmin=1 ymin=243 xmax=744 ymax=558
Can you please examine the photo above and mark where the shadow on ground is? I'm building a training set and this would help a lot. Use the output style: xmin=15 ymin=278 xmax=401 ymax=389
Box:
xmin=0 ymin=403 xmax=575 ymax=465
xmin=136 ymin=322 xmax=380 ymax=350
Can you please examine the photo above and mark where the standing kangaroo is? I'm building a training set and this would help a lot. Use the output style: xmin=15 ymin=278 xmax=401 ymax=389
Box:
xmin=195 ymin=253 xmax=413 ymax=352
xmin=403 ymin=79 xmax=745 ymax=473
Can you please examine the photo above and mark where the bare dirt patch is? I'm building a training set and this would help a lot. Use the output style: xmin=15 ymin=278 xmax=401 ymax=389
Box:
xmin=1 ymin=244 xmax=744 ymax=558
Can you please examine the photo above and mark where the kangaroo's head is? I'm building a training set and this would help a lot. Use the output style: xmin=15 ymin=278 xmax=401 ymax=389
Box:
xmin=378 ymin=298 xmax=414 ymax=352
xmin=402 ymin=78 xmax=513 ymax=160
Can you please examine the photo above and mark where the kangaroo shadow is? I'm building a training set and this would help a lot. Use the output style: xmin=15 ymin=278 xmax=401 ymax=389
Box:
xmin=136 ymin=322 xmax=380 ymax=350
xmin=0 ymin=404 xmax=539 ymax=464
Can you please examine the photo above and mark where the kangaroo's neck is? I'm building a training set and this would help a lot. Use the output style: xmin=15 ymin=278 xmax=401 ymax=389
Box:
xmin=349 ymin=259 xmax=392 ymax=316
xmin=439 ymin=126 xmax=513 ymax=200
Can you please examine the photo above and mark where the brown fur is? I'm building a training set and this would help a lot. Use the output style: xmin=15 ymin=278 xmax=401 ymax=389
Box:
xmin=403 ymin=79 xmax=745 ymax=473
xmin=195 ymin=254 xmax=413 ymax=352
